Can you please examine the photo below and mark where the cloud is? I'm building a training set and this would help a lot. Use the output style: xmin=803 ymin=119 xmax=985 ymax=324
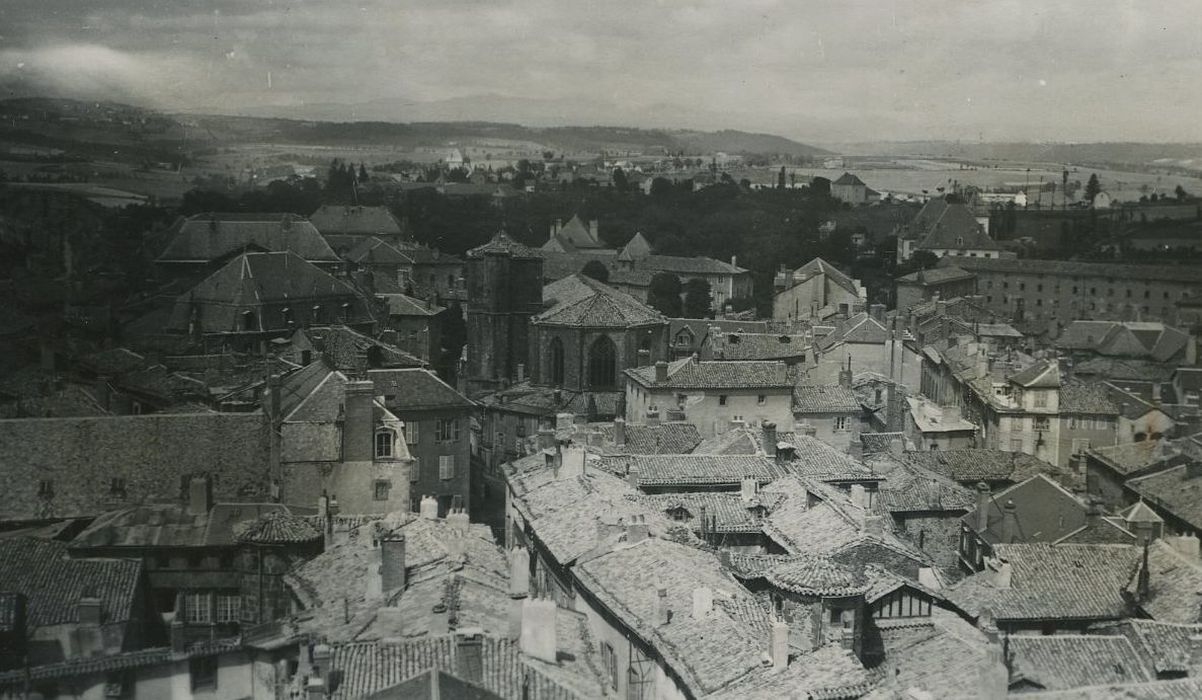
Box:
xmin=0 ymin=44 xmax=206 ymax=107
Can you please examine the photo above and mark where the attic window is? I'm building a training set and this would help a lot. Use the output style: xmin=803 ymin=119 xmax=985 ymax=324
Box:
xmin=667 ymin=506 xmax=692 ymax=522
xmin=375 ymin=430 xmax=394 ymax=459
xmin=110 ymin=478 xmax=127 ymax=499
xmin=37 ymin=479 xmax=54 ymax=499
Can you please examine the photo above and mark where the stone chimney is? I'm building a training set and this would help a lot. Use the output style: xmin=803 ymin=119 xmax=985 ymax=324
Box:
xmin=446 ymin=508 xmax=470 ymax=535
xmin=838 ymin=356 xmax=853 ymax=389
xmin=380 ymin=535 xmax=406 ymax=593
xmin=419 ymin=495 xmax=439 ymax=520
xmin=741 ymin=477 xmax=759 ymax=503
xmin=850 ymin=484 xmax=867 ymax=509
xmin=655 ymin=361 xmax=669 ymax=384
xmin=637 ymin=348 xmax=651 ymax=366
xmin=509 ymin=547 xmax=530 ymax=597
xmin=613 ymin=418 xmax=626 ymax=447
xmin=342 ymin=379 xmax=376 ymax=463
xmin=692 ymin=587 xmax=713 ymax=619
xmin=313 ymin=643 xmax=333 ymax=689
xmin=975 ymin=482 xmax=991 ymax=533
xmin=646 ymin=407 xmax=661 ymax=426
xmin=987 ymin=557 xmax=1012 ymax=589
xmin=626 ymin=465 xmax=640 ymax=489
xmin=520 ymin=597 xmax=558 ymax=663
xmin=655 ymin=587 xmax=671 ymax=626
xmin=770 ymin=617 xmax=790 ymax=671
xmin=1000 ymin=499 xmax=1018 ymax=544
xmin=430 ymin=604 xmax=449 ymax=635
xmin=626 ymin=515 xmax=649 ymax=545
xmin=762 ymin=421 xmax=777 ymax=457
xmin=555 ymin=412 xmax=574 ymax=431
xmin=187 ymin=476 xmax=212 ymax=516
xmin=559 ymin=444 xmax=586 ymax=479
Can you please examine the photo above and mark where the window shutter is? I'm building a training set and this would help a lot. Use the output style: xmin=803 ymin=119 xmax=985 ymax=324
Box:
xmin=439 ymin=455 xmax=455 ymax=480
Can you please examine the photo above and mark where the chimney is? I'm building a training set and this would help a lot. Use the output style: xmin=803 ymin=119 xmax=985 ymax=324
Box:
xmin=888 ymin=436 xmax=904 ymax=456
xmin=654 ymin=361 xmax=669 ymax=384
xmin=430 ymin=604 xmax=449 ymax=635
xmin=306 ymin=678 xmax=326 ymax=700
xmin=520 ymin=597 xmax=558 ymax=663
xmin=1000 ymin=499 xmax=1018 ymax=544
xmin=762 ymin=421 xmax=778 ymax=457
xmin=555 ymin=413 xmax=574 ymax=431
xmin=692 ymin=587 xmax=713 ymax=619
xmin=802 ymin=423 xmax=817 ymax=438
xmin=863 ymin=514 xmax=884 ymax=537
xmin=838 ymin=357 xmax=853 ymax=389
xmin=1172 ymin=534 xmax=1201 ymax=560
xmin=419 ymin=495 xmax=439 ymax=520
xmin=975 ymin=482 xmax=991 ymax=533
xmin=850 ymin=484 xmax=867 ymax=509
xmin=637 ymin=348 xmax=651 ymax=366
xmin=342 ymin=380 xmax=376 ymax=463
xmin=94 ymin=376 xmax=112 ymax=411
xmin=560 ymin=444 xmax=586 ymax=478
xmin=646 ymin=407 xmax=661 ymax=426
xmin=613 ymin=418 xmax=626 ymax=447
xmin=775 ymin=443 xmax=797 ymax=463
xmin=741 ymin=477 xmax=759 ymax=502
xmin=170 ymin=619 xmax=187 ymax=654
xmin=655 ymin=587 xmax=671 ymax=626
xmin=78 ymin=590 xmax=102 ymax=627
xmin=626 ymin=465 xmax=640 ymax=489
xmin=446 ymin=508 xmax=470 ymax=535
xmin=537 ymin=428 xmax=556 ymax=450
xmin=840 ymin=616 xmax=855 ymax=651
xmin=509 ymin=547 xmax=530 ymax=597
xmin=770 ymin=618 xmax=790 ymax=671
xmin=380 ymin=535 xmax=406 ymax=593
xmin=187 ymin=476 xmax=212 ymax=516
xmin=988 ymin=557 xmax=1012 ymax=589
xmin=507 ymin=594 xmax=525 ymax=641
xmin=312 ymin=644 xmax=333 ymax=689
xmin=626 ymin=515 xmax=649 ymax=545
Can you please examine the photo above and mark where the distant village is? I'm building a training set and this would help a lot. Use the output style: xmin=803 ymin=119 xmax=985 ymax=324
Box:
xmin=2 ymin=147 xmax=1202 ymax=700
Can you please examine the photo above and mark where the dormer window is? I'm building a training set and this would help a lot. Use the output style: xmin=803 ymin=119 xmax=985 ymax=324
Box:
xmin=37 ymin=479 xmax=53 ymax=500
xmin=375 ymin=430 xmax=394 ymax=458
xmin=666 ymin=506 xmax=692 ymax=522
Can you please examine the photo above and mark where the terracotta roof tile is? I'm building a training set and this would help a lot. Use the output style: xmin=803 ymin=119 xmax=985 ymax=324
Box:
xmin=0 ymin=537 xmax=141 ymax=627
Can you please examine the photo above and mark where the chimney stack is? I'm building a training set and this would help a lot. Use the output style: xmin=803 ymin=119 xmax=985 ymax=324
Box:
xmin=380 ymin=535 xmax=406 ymax=593
xmin=646 ymin=407 xmax=661 ymax=426
xmin=975 ymin=482 xmax=991 ymax=533
xmin=1000 ymin=499 xmax=1018 ymax=544
xmin=850 ymin=484 xmax=867 ymax=509
xmin=626 ymin=465 xmax=640 ymax=489
xmin=313 ymin=644 xmax=333 ymax=689
xmin=655 ymin=361 xmax=669 ymax=384
xmin=626 ymin=515 xmax=649 ymax=545
xmin=520 ymin=597 xmax=558 ymax=663
xmin=342 ymin=379 xmax=376 ymax=462
xmin=446 ymin=508 xmax=470 ymax=535
xmin=430 ymin=604 xmax=449 ymax=635
xmin=838 ymin=356 xmax=853 ymax=389
xmin=802 ymin=423 xmax=817 ymax=438
xmin=770 ymin=618 xmax=790 ymax=671
xmin=741 ymin=477 xmax=759 ymax=503
xmin=863 ymin=514 xmax=884 ymax=537
xmin=613 ymin=418 xmax=626 ymax=447
xmin=762 ymin=421 xmax=777 ymax=457
xmin=655 ymin=588 xmax=671 ymax=626
xmin=187 ymin=476 xmax=212 ymax=516
xmin=988 ymin=557 xmax=1012 ymax=589
xmin=419 ymin=495 xmax=439 ymax=519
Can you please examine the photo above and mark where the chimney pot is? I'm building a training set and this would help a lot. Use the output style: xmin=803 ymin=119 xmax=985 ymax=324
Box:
xmin=762 ymin=421 xmax=777 ymax=457
xmin=975 ymin=482 xmax=991 ymax=533
xmin=626 ymin=515 xmax=649 ymax=545
xmin=655 ymin=361 xmax=669 ymax=384
xmin=1001 ymin=499 xmax=1018 ymax=544
xmin=509 ymin=547 xmax=530 ymax=597
xmin=419 ymin=495 xmax=439 ymax=520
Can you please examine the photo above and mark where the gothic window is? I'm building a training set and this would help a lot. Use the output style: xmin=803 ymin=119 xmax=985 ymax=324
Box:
xmin=588 ymin=336 xmax=617 ymax=389
xmin=550 ymin=337 xmax=565 ymax=386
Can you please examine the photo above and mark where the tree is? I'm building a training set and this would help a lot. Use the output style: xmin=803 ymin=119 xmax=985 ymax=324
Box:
xmin=1176 ymin=184 xmax=1189 ymax=201
xmin=682 ymin=278 xmax=713 ymax=318
xmin=1084 ymin=173 xmax=1101 ymax=203
xmin=359 ymin=163 xmax=369 ymax=182
xmin=810 ymin=176 xmax=831 ymax=197
xmin=612 ymin=167 xmax=629 ymax=192
xmin=647 ymin=273 xmax=683 ymax=316
xmin=910 ymin=250 xmax=939 ymax=271
xmin=650 ymin=177 xmax=672 ymax=198
xmin=777 ymin=166 xmax=786 ymax=190
xmin=581 ymin=259 xmax=610 ymax=283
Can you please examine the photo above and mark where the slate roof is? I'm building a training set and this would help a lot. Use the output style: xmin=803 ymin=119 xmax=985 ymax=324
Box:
xmin=234 ymin=511 xmax=322 ymax=544
xmin=599 ymin=454 xmax=783 ymax=488
xmin=158 ymin=213 xmax=337 ymax=263
xmin=1006 ymin=634 xmax=1155 ymax=691
xmin=0 ymin=412 xmax=272 ymax=520
xmin=1135 ymin=539 xmax=1202 ymax=623
xmin=343 ymin=236 xmax=412 ymax=265
xmin=535 ymin=275 xmax=664 ymax=328
xmin=778 ymin=433 xmax=878 ymax=482
xmin=0 ymin=537 xmax=141 ymax=627
xmin=370 ymin=368 xmax=475 ymax=412
xmin=573 ymin=538 xmax=770 ymax=697
xmin=298 ymin=325 xmax=426 ymax=370
xmin=816 ymin=313 xmax=893 ymax=351
xmin=379 ymin=292 xmax=443 ymax=317
xmin=625 ymin=358 xmax=791 ymax=390
xmin=903 ymin=449 xmax=1066 ymax=485
xmin=961 ymin=474 xmax=1087 ymax=544
xmin=1089 ymin=439 xmax=1200 ymax=477
xmin=1128 ymin=464 xmax=1202 ymax=530
xmin=896 ymin=266 xmax=976 ymax=285
xmin=948 ymin=256 xmax=1202 ymax=285
xmin=790 ymin=257 xmax=861 ymax=297
xmin=948 ymin=543 xmax=1140 ymax=622
xmin=1010 ymin=360 xmax=1061 ymax=389
xmin=548 ymin=214 xmax=604 ymax=250
xmin=168 ymin=252 xmax=373 ymax=333
xmin=915 ymin=202 xmax=1001 ymax=251
xmin=792 ymin=384 xmax=861 ymax=414
xmin=833 ymin=172 xmax=867 ymax=187
xmin=309 ymin=205 xmax=402 ymax=237
xmin=467 ymin=232 xmax=539 ymax=259
xmin=1057 ymin=321 xmax=1190 ymax=362
xmin=1059 ymin=383 xmax=1120 ymax=415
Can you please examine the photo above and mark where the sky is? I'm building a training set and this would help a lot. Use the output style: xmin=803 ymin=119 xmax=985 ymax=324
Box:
xmin=1 ymin=0 xmax=1200 ymax=143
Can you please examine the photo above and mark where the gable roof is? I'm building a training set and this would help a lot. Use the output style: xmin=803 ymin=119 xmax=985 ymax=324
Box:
xmin=816 ymin=312 xmax=893 ymax=350
xmin=1006 ymin=634 xmax=1154 ymax=691
xmin=620 ymin=231 xmax=653 ymax=258
xmin=536 ymin=275 xmax=663 ymax=328
xmin=791 ymin=257 xmax=861 ymax=297
xmin=1128 ymin=464 xmax=1202 ymax=530
xmin=379 ymin=293 xmax=443 ymax=318
xmin=550 ymin=214 xmax=604 ymax=250
xmin=467 ymin=232 xmax=539 ymax=259
xmin=369 ymin=368 xmax=475 ymax=412
xmin=343 ymin=236 xmax=413 ymax=265
xmin=1009 ymin=360 xmax=1061 ymax=389
xmin=297 ymin=325 xmax=426 ymax=371
xmin=902 ymin=449 xmax=1067 ymax=485
xmin=599 ymin=454 xmax=784 ymax=488
xmin=833 ymin=172 xmax=867 ymax=187
xmin=962 ymin=474 xmax=1087 ymax=544
xmin=625 ymin=358 xmax=791 ymax=390
xmin=792 ymin=384 xmax=861 ymax=414
xmin=308 ymin=205 xmax=402 ymax=237
xmin=158 ymin=213 xmax=338 ymax=263
xmin=915 ymin=202 xmax=1000 ymax=251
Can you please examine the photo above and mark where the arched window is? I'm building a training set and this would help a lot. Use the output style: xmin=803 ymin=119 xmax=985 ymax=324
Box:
xmin=549 ymin=337 xmax=565 ymax=386
xmin=588 ymin=336 xmax=617 ymax=389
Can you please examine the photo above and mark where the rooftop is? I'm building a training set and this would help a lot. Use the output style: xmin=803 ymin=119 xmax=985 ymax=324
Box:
xmin=308 ymin=205 xmax=402 ymax=236
xmin=158 ymin=212 xmax=338 ymax=263
xmin=960 ymin=474 xmax=1088 ymax=545
xmin=946 ymin=255 xmax=1202 ymax=285
xmin=1128 ymin=463 xmax=1202 ymax=530
xmin=536 ymin=275 xmax=664 ymax=328
xmin=792 ymin=384 xmax=861 ymax=414
xmin=370 ymin=368 xmax=476 ymax=412
xmin=902 ymin=449 xmax=1066 ymax=485
xmin=624 ymin=357 xmax=791 ymax=391
xmin=597 ymin=454 xmax=784 ymax=488
xmin=0 ymin=537 xmax=141 ymax=628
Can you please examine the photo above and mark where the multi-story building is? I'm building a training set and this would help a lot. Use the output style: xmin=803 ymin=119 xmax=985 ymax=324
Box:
xmin=895 ymin=266 xmax=977 ymax=314
xmin=772 ymin=257 xmax=865 ymax=322
xmin=948 ymin=257 xmax=1202 ymax=329
xmin=897 ymin=197 xmax=1004 ymax=263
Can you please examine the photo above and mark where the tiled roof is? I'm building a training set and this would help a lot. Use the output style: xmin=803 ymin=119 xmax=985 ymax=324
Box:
xmin=1128 ymin=464 xmax=1202 ymax=530
xmin=598 ymin=454 xmax=783 ymax=488
xmin=535 ymin=275 xmax=664 ymax=328
xmin=300 ymin=325 xmax=426 ymax=371
xmin=948 ymin=543 xmax=1139 ymax=622
xmin=0 ymin=537 xmax=141 ymax=627
xmin=0 ymin=638 xmax=242 ymax=690
xmin=902 ymin=449 xmax=1066 ymax=485
xmin=1007 ymin=634 xmax=1154 ymax=691
xmin=158 ymin=213 xmax=337 ymax=262
xmin=1134 ymin=540 xmax=1202 ymax=623
xmin=860 ymin=610 xmax=993 ymax=700
xmin=790 ymin=257 xmax=861 ymax=297
xmin=916 ymin=202 xmax=1001 ymax=251
xmin=309 ymin=205 xmax=402 ymax=236
xmin=816 ymin=313 xmax=892 ymax=351
xmin=1059 ymin=383 xmax=1120 ymax=415
xmin=625 ymin=358 xmax=791 ymax=390
xmin=633 ymin=492 xmax=787 ymax=534
xmin=668 ymin=318 xmax=769 ymax=354
xmin=878 ymin=465 xmax=976 ymax=513
xmin=778 ymin=433 xmax=877 ymax=482
xmin=1120 ymin=619 xmax=1202 ymax=675
xmin=791 ymin=384 xmax=861 ymax=414
xmin=1009 ymin=360 xmax=1061 ymax=388
xmin=343 ymin=236 xmax=412 ymax=265
xmin=896 ymin=265 xmax=975 ymax=285
xmin=1007 ymin=678 xmax=1202 ymax=699
xmin=379 ymin=292 xmax=444 ymax=317
xmin=833 ymin=172 xmax=867 ymax=186
xmin=1089 ymin=439 xmax=1199 ymax=477
xmin=234 ymin=511 xmax=322 ymax=544
xmin=1074 ymin=357 xmax=1176 ymax=383
xmin=0 ymin=412 xmax=272 ymax=520
xmin=599 ymin=422 xmax=701 ymax=454
xmin=370 ymin=368 xmax=475 ymax=412
xmin=1057 ymin=321 xmax=1189 ymax=362
xmin=70 ymin=502 xmax=288 ymax=548
xmin=691 ymin=426 xmax=764 ymax=456
xmin=707 ymin=332 xmax=809 ymax=362
xmin=948 ymin=256 xmax=1202 ymax=285
xmin=762 ymin=555 xmax=867 ymax=596
xmin=706 ymin=643 xmax=871 ymax=700
xmin=573 ymin=538 xmax=769 ymax=696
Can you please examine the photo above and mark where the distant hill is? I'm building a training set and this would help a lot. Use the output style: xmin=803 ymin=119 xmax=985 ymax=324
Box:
xmin=835 ymin=140 xmax=1202 ymax=171
xmin=673 ymin=129 xmax=830 ymax=158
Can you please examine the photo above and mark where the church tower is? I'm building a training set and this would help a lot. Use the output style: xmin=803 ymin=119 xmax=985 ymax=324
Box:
xmin=464 ymin=232 xmax=544 ymax=395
